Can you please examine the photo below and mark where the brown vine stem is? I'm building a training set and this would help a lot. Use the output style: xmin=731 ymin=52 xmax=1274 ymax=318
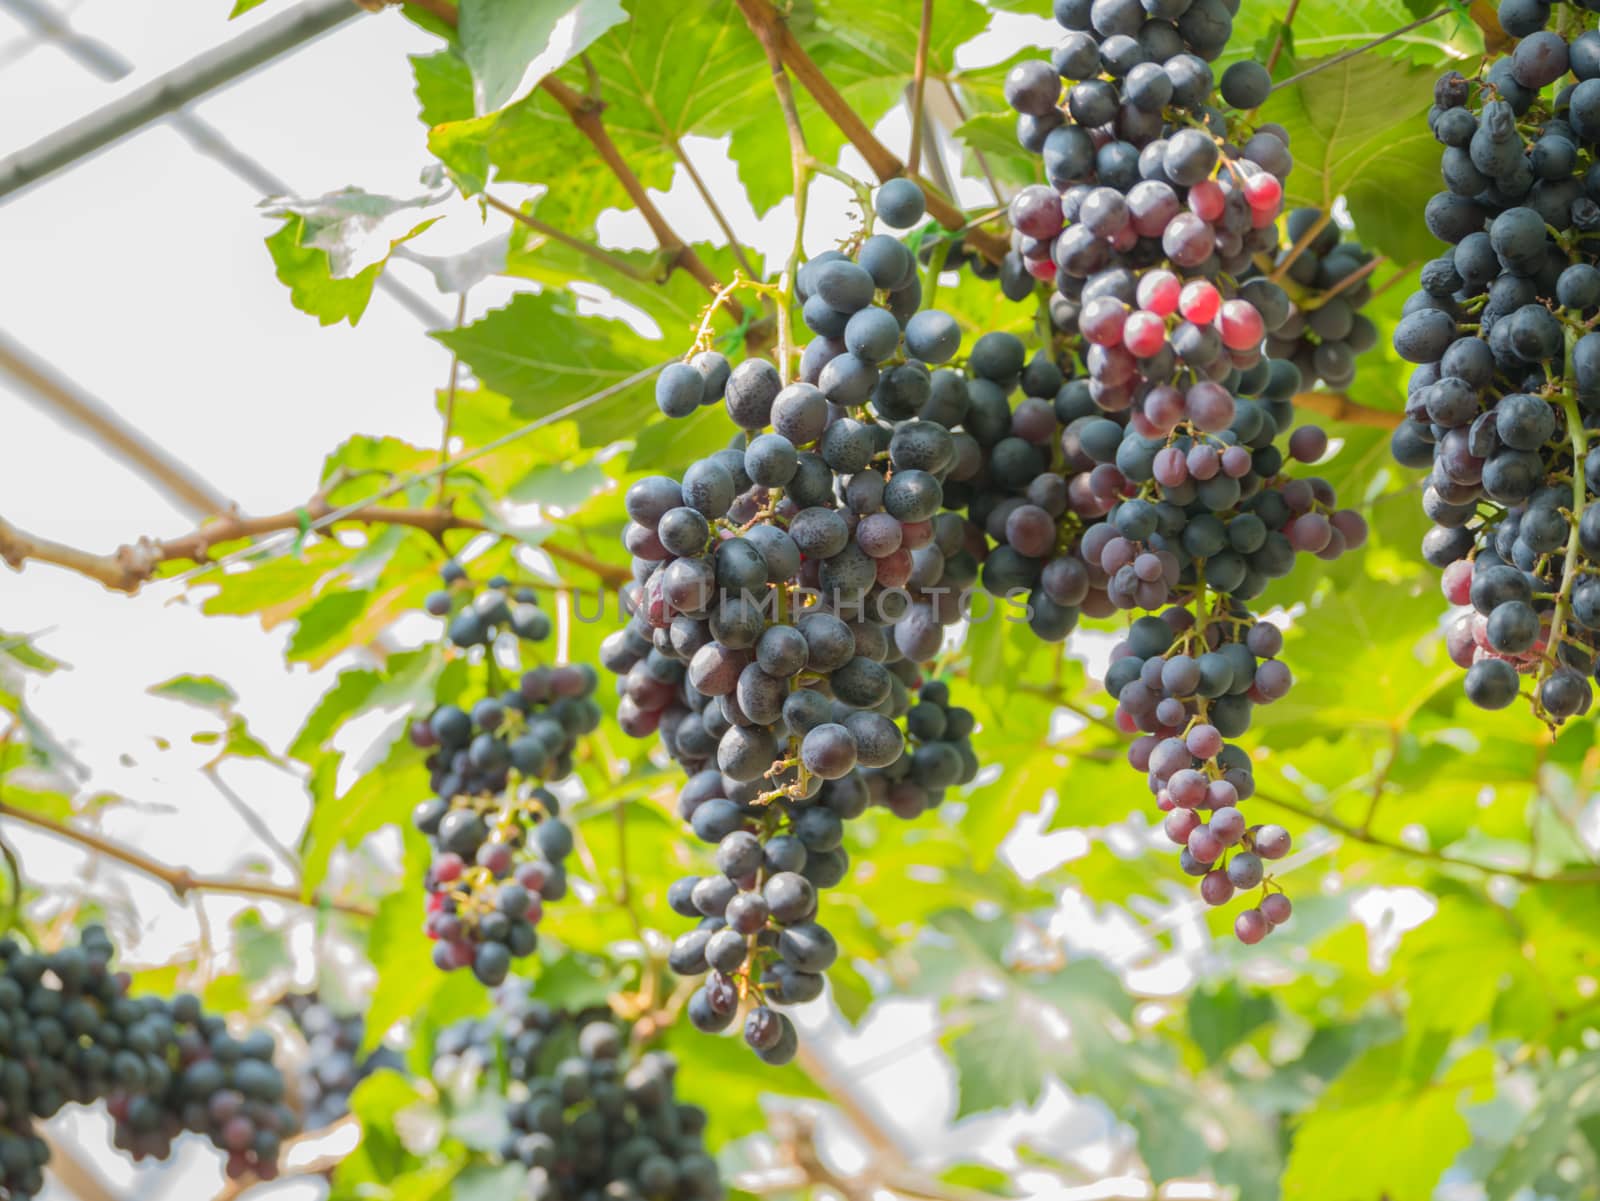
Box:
xmin=795 ymin=1041 xmax=908 ymax=1160
xmin=0 ymin=801 xmax=376 ymax=916
xmin=482 ymin=193 xmax=654 ymax=281
xmin=1309 ymin=253 xmax=1388 ymax=308
xmin=539 ymin=77 xmax=743 ymax=319
xmin=741 ymin=1111 xmax=1007 ymax=1201
xmin=0 ymin=502 xmax=631 ymax=593
xmin=1265 ymin=0 xmax=1301 ymax=74
xmin=1289 ymin=391 xmax=1401 ymax=429
xmin=383 ymin=0 xmax=741 ymax=315
xmin=671 ymin=136 xmax=759 ymax=279
xmin=1249 ymin=786 xmax=1600 ymax=886
xmin=731 ymin=0 xmax=1007 ymax=262
xmin=907 ymin=0 xmax=934 ymax=178
xmin=1267 ymin=6 xmax=1455 ymax=94
xmin=1268 ymin=208 xmax=1332 ymax=284
xmin=434 ymin=290 xmax=469 ymax=506
xmin=746 ymin=0 xmax=811 ymax=386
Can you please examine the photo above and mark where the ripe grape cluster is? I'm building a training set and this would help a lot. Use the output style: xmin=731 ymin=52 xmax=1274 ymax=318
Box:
xmin=409 ymin=564 xmax=599 ymax=985
xmin=968 ymin=0 xmax=1375 ymax=933
xmin=1392 ymin=13 xmax=1600 ymax=724
xmin=278 ymin=993 xmax=402 ymax=1128
xmin=619 ymin=222 xmax=1003 ymax=1058
xmin=0 ymin=925 xmax=295 ymax=1198
xmin=431 ymin=984 xmax=723 ymax=1201
xmin=1112 ymin=609 xmax=1297 ymax=941
xmin=1265 ymin=208 xmax=1381 ymax=390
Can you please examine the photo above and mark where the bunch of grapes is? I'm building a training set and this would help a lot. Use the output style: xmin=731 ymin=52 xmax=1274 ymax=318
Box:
xmin=1002 ymin=5 xmax=1294 ymax=385
xmin=0 ymin=925 xmax=295 ymax=1198
xmin=1264 ymin=208 xmax=1381 ymax=390
xmin=943 ymin=0 xmax=1375 ymax=936
xmin=617 ymin=218 xmax=1009 ymax=1057
xmin=1391 ymin=13 xmax=1600 ymax=723
xmin=431 ymin=985 xmax=723 ymax=1201
xmin=408 ymin=563 xmax=599 ymax=985
xmin=1109 ymin=608 xmax=1297 ymax=940
xmin=278 ymin=993 xmax=402 ymax=1128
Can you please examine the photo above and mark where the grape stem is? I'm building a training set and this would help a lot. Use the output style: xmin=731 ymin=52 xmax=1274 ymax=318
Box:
xmin=750 ymin=9 xmax=812 ymax=388
xmin=481 ymin=193 xmax=656 ymax=282
xmin=1302 ymin=253 xmax=1388 ymax=310
xmin=1251 ymin=784 xmax=1600 ymax=886
xmin=0 ymin=793 xmax=375 ymax=916
xmin=731 ymin=0 xmax=1007 ymax=262
xmin=434 ymin=291 xmax=470 ymax=506
xmin=540 ymin=77 xmax=744 ymax=318
xmin=1268 ymin=208 xmax=1333 ymax=284
xmin=1022 ymin=696 xmax=1600 ymax=887
xmin=1264 ymin=0 xmax=1301 ymax=75
xmin=1539 ymin=382 xmax=1588 ymax=721
xmin=1266 ymin=6 xmax=1456 ymax=95
xmin=39 ymin=1129 xmax=125 ymax=1201
xmin=922 ymin=238 xmax=952 ymax=312
xmin=906 ymin=0 xmax=934 ymax=178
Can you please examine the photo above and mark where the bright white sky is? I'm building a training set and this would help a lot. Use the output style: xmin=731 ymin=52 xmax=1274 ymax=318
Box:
xmin=0 ymin=3 xmax=1354 ymax=1197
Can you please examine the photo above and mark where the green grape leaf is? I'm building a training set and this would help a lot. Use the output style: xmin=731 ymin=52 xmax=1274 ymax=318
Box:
xmin=1282 ymin=1046 xmax=1494 ymax=1201
xmin=235 ymin=911 xmax=293 ymax=982
xmin=1258 ymin=52 xmax=1444 ymax=266
xmin=661 ymin=1021 xmax=825 ymax=1144
xmin=454 ymin=1164 xmax=532 ymax=1201
xmin=952 ymin=112 xmax=1040 ymax=189
xmin=1487 ymin=1052 xmax=1600 ymax=1200
xmin=947 ymin=993 xmax=1055 ymax=1116
xmin=148 ymin=674 xmax=238 ymax=711
xmin=229 ymin=0 xmax=270 ymax=14
xmin=333 ymin=1070 xmax=445 ymax=1192
xmin=287 ymin=589 xmax=375 ymax=666
xmin=628 ymin=405 xmax=732 ymax=474
xmin=1188 ymin=979 xmax=1277 ymax=1065
xmin=265 ymin=217 xmax=385 ymax=327
xmin=1223 ymin=0 xmax=1485 ymax=71
xmin=433 ymin=292 xmax=662 ymax=447
xmin=459 ymin=0 xmax=627 ymax=114
xmin=263 ymin=187 xmax=447 ymax=280
xmin=264 ymin=210 xmax=432 ymax=328
xmin=301 ymin=733 xmax=422 ymax=893
xmin=526 ymin=953 xmax=613 ymax=1011
xmin=0 ymin=632 xmax=63 ymax=675
xmin=364 ymin=830 xmax=447 ymax=1052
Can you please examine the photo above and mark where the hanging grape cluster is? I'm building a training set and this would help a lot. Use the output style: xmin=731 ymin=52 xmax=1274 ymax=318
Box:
xmin=611 ymin=214 xmax=992 ymax=1060
xmin=0 ymin=926 xmax=294 ymax=1198
xmin=975 ymin=0 xmax=1375 ymax=938
xmin=409 ymin=564 xmax=599 ymax=985
xmin=431 ymin=984 xmax=723 ymax=1201
xmin=1392 ymin=8 xmax=1600 ymax=725
xmin=278 ymin=993 xmax=402 ymax=1128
